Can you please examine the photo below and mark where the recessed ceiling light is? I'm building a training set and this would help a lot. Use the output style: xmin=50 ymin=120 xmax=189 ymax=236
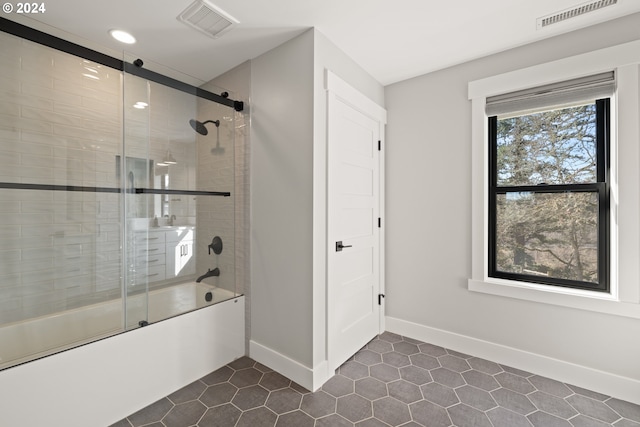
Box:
xmin=109 ymin=29 xmax=136 ymax=44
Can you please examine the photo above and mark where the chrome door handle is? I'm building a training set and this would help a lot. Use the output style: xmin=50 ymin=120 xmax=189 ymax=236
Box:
xmin=336 ymin=241 xmax=352 ymax=252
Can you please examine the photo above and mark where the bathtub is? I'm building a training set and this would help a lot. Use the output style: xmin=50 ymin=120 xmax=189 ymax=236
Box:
xmin=0 ymin=284 xmax=245 ymax=426
xmin=0 ymin=282 xmax=237 ymax=370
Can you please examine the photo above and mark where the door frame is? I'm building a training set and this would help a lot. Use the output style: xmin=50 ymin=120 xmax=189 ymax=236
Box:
xmin=325 ymin=70 xmax=387 ymax=373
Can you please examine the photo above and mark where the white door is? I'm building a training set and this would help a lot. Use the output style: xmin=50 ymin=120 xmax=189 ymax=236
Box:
xmin=327 ymin=71 xmax=386 ymax=373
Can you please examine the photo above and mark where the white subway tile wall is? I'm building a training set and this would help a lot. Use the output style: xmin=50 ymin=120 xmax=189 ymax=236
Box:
xmin=0 ymin=31 xmax=123 ymax=325
xmin=0 ymin=28 xmax=243 ymax=337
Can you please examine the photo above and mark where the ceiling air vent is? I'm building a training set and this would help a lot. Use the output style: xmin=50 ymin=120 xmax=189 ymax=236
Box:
xmin=177 ymin=0 xmax=239 ymax=39
xmin=537 ymin=0 xmax=618 ymax=29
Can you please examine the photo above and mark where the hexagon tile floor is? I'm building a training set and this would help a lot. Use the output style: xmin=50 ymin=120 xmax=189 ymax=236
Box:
xmin=111 ymin=332 xmax=640 ymax=427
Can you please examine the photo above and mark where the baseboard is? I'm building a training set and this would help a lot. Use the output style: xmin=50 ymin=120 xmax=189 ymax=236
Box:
xmin=386 ymin=316 xmax=640 ymax=405
xmin=249 ymin=340 xmax=331 ymax=392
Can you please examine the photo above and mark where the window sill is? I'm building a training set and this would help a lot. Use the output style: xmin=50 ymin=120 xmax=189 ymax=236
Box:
xmin=468 ymin=278 xmax=640 ymax=319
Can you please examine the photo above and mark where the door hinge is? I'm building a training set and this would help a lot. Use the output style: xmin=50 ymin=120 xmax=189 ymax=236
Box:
xmin=378 ymin=140 xmax=381 ymax=151
xmin=378 ymin=293 xmax=385 ymax=305
xmin=378 ymin=217 xmax=381 ymax=228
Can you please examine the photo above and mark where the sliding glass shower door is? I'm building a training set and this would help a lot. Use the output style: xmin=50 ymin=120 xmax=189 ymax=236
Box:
xmin=0 ymin=22 xmax=240 ymax=370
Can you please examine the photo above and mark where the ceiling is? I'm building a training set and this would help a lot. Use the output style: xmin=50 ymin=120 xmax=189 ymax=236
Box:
xmin=8 ymin=0 xmax=640 ymax=87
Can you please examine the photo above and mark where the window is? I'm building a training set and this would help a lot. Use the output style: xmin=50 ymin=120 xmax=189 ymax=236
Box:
xmin=469 ymin=43 xmax=640 ymax=318
xmin=487 ymin=74 xmax=612 ymax=292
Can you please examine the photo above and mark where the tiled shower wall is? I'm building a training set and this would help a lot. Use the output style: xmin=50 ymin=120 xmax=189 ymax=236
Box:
xmin=195 ymin=90 xmax=238 ymax=295
xmin=0 ymin=31 xmax=123 ymax=324
xmin=0 ymin=29 xmax=241 ymax=326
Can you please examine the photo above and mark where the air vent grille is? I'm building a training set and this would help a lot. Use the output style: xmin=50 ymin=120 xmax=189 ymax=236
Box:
xmin=177 ymin=0 xmax=238 ymax=39
xmin=537 ymin=0 xmax=618 ymax=29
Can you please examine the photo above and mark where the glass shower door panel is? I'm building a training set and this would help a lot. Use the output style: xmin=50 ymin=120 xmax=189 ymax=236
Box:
xmin=0 ymin=30 xmax=125 ymax=369
xmin=123 ymin=69 xmax=151 ymax=329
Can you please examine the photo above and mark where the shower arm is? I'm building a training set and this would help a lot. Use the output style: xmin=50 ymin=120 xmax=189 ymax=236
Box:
xmin=203 ymin=120 xmax=220 ymax=127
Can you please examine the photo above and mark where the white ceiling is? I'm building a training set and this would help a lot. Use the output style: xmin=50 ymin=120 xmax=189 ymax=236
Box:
xmin=9 ymin=0 xmax=640 ymax=86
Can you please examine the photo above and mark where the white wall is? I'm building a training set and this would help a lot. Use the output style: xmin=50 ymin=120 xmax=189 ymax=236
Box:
xmin=249 ymin=28 xmax=384 ymax=389
xmin=384 ymin=13 xmax=640 ymax=404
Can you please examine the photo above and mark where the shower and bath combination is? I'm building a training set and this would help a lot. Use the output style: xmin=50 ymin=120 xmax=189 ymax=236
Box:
xmin=190 ymin=118 xmax=225 ymax=154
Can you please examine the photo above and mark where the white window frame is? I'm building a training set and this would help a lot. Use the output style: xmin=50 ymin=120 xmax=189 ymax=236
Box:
xmin=468 ymin=40 xmax=640 ymax=319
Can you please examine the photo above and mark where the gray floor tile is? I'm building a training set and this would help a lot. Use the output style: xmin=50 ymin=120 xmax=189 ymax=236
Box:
xmin=529 ymin=375 xmax=574 ymax=398
xmin=317 ymin=413 xmax=354 ymax=427
xmin=199 ymin=404 xmax=242 ymax=427
xmin=393 ymin=341 xmax=420 ymax=355
xmin=201 ymin=365 xmax=233 ymax=385
xmin=199 ymin=382 xmax=237 ymax=407
xmin=355 ymin=376 xmax=388 ymax=400
xmin=275 ymin=410 xmax=314 ymax=427
xmin=568 ymin=394 xmax=621 ymax=424
xmin=495 ymin=371 xmax=536 ymax=394
xmin=323 ymin=374 xmax=355 ymax=397
xmin=528 ymin=410 xmax=573 ymax=427
xmin=236 ymin=406 xmax=277 ymax=427
xmin=468 ymin=357 xmax=503 ymax=375
xmin=367 ymin=339 xmax=393 ymax=354
xmin=379 ymin=331 xmax=403 ymax=343
xmin=448 ymin=403 xmax=493 ymax=427
xmin=229 ymin=366 xmax=263 ymax=388
xmin=418 ymin=342 xmax=447 ymax=357
xmin=118 ymin=334 xmax=637 ymax=427
xmin=387 ymin=379 xmax=422 ymax=404
xmin=355 ymin=349 xmax=383 ymax=366
xmin=421 ymin=382 xmax=459 ymax=407
xmin=265 ymin=388 xmax=302 ymax=414
xmin=300 ymin=390 xmax=336 ymax=418
xmin=399 ymin=365 xmax=432 ymax=385
xmin=340 ymin=360 xmax=370 ymax=380
xmin=383 ymin=351 xmax=412 ymax=367
xmin=372 ymin=397 xmax=412 ymax=426
xmin=614 ymin=419 xmax=640 ymax=427
xmin=259 ymin=371 xmax=291 ymax=391
xmin=370 ymin=363 xmax=400 ymax=382
xmin=491 ymin=388 xmax=537 ymax=415
xmin=356 ymin=418 xmax=388 ymax=427
xmin=337 ymin=393 xmax=373 ymax=422
xmin=529 ymin=390 xmax=579 ymax=419
xmin=232 ymin=385 xmax=269 ymax=410
xmin=607 ymin=398 xmax=640 ymax=422
xmin=487 ymin=406 xmax=533 ymax=427
xmin=462 ymin=368 xmax=500 ymax=391
xmin=163 ymin=400 xmax=206 ymax=427
xmin=409 ymin=399 xmax=451 ymax=427
xmin=438 ymin=354 xmax=471 ymax=372
xmin=431 ymin=367 xmax=465 ymax=388
xmin=409 ymin=353 xmax=440 ymax=370
xmin=455 ymin=384 xmax=498 ymax=411
xmin=568 ymin=383 xmax=611 ymax=401
xmin=571 ymin=415 xmax=615 ymax=427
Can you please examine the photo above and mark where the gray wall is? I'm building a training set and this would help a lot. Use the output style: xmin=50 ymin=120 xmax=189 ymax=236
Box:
xmin=249 ymin=28 xmax=384 ymax=376
xmin=250 ymin=29 xmax=315 ymax=367
xmin=385 ymin=12 xmax=640 ymax=386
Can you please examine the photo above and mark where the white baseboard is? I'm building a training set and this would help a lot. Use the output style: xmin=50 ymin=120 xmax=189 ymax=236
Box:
xmin=386 ymin=316 xmax=640 ymax=405
xmin=249 ymin=340 xmax=331 ymax=391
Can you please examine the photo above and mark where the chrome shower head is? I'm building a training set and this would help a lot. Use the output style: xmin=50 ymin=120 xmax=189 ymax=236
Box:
xmin=189 ymin=119 xmax=220 ymax=136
